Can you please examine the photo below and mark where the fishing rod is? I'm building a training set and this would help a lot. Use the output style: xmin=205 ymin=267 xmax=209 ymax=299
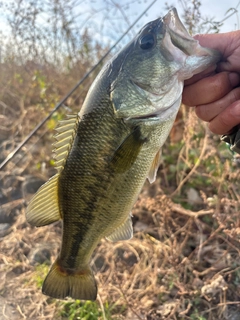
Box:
xmin=0 ymin=0 xmax=157 ymax=171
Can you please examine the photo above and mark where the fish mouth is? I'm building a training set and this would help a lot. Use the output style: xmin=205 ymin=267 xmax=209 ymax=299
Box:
xmin=163 ymin=8 xmax=214 ymax=57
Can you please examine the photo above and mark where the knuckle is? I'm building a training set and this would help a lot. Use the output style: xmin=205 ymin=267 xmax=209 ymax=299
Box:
xmin=195 ymin=105 xmax=203 ymax=119
xmin=195 ymin=105 xmax=208 ymax=121
xmin=230 ymin=88 xmax=240 ymax=104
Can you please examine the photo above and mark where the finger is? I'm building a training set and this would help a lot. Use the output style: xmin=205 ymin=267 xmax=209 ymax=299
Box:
xmin=182 ymin=72 xmax=240 ymax=106
xmin=195 ymin=87 xmax=240 ymax=121
xmin=208 ymin=100 xmax=240 ymax=134
xmin=195 ymin=32 xmax=240 ymax=73
xmin=194 ymin=32 xmax=238 ymax=55
xmin=218 ymin=57 xmax=240 ymax=73
xmin=184 ymin=65 xmax=217 ymax=86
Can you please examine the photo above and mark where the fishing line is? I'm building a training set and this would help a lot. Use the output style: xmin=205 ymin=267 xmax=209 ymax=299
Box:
xmin=0 ymin=0 xmax=157 ymax=171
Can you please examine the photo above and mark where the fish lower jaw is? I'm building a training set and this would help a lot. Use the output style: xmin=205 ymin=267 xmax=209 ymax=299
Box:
xmin=126 ymin=104 xmax=177 ymax=123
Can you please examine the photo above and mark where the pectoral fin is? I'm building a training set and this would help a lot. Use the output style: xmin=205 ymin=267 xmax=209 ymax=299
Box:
xmin=26 ymin=174 xmax=61 ymax=227
xmin=147 ymin=149 xmax=162 ymax=183
xmin=106 ymin=215 xmax=133 ymax=242
xmin=110 ymin=126 xmax=146 ymax=173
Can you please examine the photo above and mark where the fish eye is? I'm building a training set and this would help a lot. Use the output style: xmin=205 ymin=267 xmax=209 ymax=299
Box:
xmin=139 ymin=33 xmax=156 ymax=50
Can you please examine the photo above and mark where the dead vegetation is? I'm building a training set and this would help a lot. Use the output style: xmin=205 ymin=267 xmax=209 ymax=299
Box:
xmin=1 ymin=103 xmax=240 ymax=319
xmin=1 ymin=1 xmax=240 ymax=319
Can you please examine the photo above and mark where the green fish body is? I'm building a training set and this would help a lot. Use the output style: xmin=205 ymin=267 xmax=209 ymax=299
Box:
xmin=26 ymin=8 xmax=220 ymax=300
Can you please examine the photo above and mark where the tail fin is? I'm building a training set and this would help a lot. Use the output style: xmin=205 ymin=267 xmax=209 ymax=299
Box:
xmin=42 ymin=259 xmax=97 ymax=300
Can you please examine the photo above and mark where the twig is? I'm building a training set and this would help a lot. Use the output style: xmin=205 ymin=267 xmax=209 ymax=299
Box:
xmin=171 ymin=128 xmax=208 ymax=197
xmin=2 ymin=305 xmax=9 ymax=319
xmin=218 ymin=301 xmax=240 ymax=306
xmin=171 ymin=203 xmax=214 ymax=217
xmin=188 ymin=225 xmax=225 ymax=260
xmin=97 ymin=294 xmax=107 ymax=320
xmin=117 ymin=286 xmax=143 ymax=320
xmin=17 ymin=305 xmax=26 ymax=319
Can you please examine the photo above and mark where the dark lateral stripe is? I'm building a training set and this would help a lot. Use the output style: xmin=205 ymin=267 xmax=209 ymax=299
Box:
xmin=64 ymin=201 xmax=98 ymax=268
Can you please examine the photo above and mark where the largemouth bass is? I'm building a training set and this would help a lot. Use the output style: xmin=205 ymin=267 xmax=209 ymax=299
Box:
xmin=26 ymin=8 xmax=220 ymax=300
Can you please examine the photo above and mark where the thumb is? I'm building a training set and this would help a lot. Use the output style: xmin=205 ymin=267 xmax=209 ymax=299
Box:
xmin=194 ymin=33 xmax=231 ymax=54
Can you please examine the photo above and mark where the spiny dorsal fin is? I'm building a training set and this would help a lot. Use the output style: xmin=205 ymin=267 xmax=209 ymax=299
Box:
xmin=147 ymin=149 xmax=162 ymax=184
xmin=106 ymin=214 xmax=133 ymax=242
xmin=53 ymin=115 xmax=79 ymax=172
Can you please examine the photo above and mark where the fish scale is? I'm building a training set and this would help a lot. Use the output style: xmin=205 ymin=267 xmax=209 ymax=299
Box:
xmin=58 ymin=105 xmax=132 ymax=266
xmin=26 ymin=8 xmax=220 ymax=300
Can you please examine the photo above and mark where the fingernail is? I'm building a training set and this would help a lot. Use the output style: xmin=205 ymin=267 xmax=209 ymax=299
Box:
xmin=229 ymin=72 xmax=240 ymax=87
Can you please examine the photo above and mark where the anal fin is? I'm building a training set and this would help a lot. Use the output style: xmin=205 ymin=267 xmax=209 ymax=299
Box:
xmin=106 ymin=215 xmax=133 ymax=242
xmin=26 ymin=174 xmax=61 ymax=227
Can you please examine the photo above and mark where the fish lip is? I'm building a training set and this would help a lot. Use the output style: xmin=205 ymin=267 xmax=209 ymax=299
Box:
xmin=163 ymin=8 xmax=214 ymax=57
xmin=163 ymin=8 xmax=193 ymax=43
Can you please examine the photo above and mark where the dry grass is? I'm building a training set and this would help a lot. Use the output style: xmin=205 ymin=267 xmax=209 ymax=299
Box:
xmin=1 ymin=102 xmax=240 ymax=319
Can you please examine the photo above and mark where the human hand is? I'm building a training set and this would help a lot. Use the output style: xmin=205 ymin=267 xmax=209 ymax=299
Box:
xmin=182 ymin=31 xmax=240 ymax=135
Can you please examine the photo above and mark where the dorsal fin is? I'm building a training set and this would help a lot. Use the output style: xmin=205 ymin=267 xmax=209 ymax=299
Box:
xmin=53 ymin=115 xmax=79 ymax=172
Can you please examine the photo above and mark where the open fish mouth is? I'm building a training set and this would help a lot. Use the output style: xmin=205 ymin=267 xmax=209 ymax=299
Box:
xmin=163 ymin=8 xmax=215 ymax=58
